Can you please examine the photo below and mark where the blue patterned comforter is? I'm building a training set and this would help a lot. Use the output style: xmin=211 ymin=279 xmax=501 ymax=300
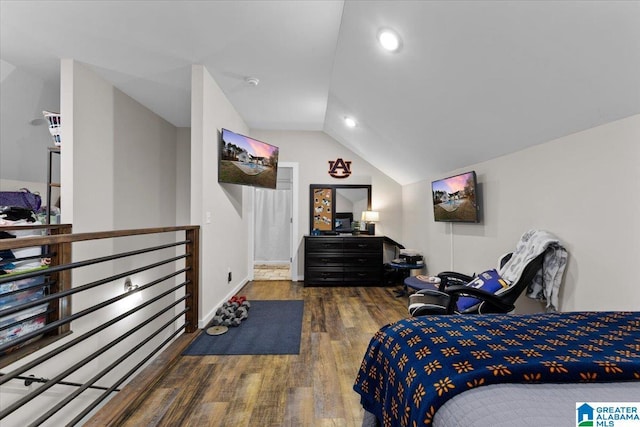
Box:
xmin=354 ymin=311 xmax=640 ymax=426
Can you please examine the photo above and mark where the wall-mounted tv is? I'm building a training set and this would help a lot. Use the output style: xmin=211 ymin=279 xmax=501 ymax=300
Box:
xmin=219 ymin=128 xmax=279 ymax=189
xmin=432 ymin=171 xmax=480 ymax=223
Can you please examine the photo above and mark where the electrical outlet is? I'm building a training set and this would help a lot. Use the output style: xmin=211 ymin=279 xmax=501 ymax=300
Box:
xmin=227 ymin=271 xmax=232 ymax=283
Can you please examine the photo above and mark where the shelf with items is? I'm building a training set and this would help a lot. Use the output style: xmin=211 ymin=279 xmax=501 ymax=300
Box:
xmin=0 ymin=223 xmax=72 ymax=367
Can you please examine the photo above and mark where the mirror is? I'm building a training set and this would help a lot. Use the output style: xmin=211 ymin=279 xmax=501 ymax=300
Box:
xmin=309 ymin=184 xmax=371 ymax=234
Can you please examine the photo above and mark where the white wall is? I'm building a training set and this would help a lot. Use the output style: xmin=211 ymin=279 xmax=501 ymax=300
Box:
xmin=402 ymin=114 xmax=640 ymax=313
xmin=60 ymin=59 xmax=114 ymax=230
xmin=0 ymin=60 xmax=60 ymax=185
xmin=112 ymin=89 xmax=177 ymax=229
xmin=59 ymin=60 xmax=181 ymax=230
xmin=176 ymin=128 xmax=191 ymax=225
xmin=251 ymin=130 xmax=404 ymax=278
xmin=191 ymin=65 xmax=252 ymax=327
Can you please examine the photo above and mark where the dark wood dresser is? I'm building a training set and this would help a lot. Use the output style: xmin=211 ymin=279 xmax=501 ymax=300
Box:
xmin=304 ymin=235 xmax=384 ymax=286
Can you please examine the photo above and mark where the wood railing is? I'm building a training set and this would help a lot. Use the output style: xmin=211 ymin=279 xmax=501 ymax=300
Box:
xmin=0 ymin=225 xmax=199 ymax=426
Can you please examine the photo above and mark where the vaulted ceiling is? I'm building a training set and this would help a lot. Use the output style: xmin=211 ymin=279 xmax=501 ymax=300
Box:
xmin=2 ymin=1 xmax=639 ymax=185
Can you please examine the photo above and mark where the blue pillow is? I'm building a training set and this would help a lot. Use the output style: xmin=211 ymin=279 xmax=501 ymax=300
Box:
xmin=457 ymin=269 xmax=510 ymax=312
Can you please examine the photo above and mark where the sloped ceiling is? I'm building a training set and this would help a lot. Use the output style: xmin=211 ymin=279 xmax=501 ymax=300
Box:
xmin=1 ymin=1 xmax=638 ymax=185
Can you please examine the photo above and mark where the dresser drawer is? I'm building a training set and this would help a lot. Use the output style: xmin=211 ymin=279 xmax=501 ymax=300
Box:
xmin=343 ymin=268 xmax=383 ymax=284
xmin=305 ymin=238 xmax=343 ymax=252
xmin=305 ymin=253 xmax=345 ymax=267
xmin=342 ymin=253 xmax=381 ymax=267
xmin=305 ymin=267 xmax=344 ymax=285
xmin=343 ymin=238 xmax=383 ymax=253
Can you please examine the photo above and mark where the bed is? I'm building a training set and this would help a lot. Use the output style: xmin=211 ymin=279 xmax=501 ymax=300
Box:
xmin=354 ymin=311 xmax=640 ymax=427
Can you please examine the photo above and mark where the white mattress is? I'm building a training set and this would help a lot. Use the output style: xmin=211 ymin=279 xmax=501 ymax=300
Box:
xmin=433 ymin=382 xmax=640 ymax=427
xmin=362 ymin=382 xmax=640 ymax=427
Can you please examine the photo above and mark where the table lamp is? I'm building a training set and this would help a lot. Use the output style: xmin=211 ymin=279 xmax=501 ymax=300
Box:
xmin=361 ymin=211 xmax=379 ymax=235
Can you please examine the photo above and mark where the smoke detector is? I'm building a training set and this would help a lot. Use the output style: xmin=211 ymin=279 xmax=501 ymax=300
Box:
xmin=245 ymin=77 xmax=260 ymax=86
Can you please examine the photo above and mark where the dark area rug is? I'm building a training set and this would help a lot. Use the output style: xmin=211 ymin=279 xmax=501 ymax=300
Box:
xmin=183 ymin=300 xmax=304 ymax=355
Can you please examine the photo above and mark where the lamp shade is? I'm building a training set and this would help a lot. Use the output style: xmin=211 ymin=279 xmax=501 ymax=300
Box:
xmin=361 ymin=211 xmax=379 ymax=222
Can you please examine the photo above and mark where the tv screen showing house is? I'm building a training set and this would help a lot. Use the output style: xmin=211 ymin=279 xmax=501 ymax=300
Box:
xmin=219 ymin=128 xmax=279 ymax=189
xmin=431 ymin=171 xmax=480 ymax=223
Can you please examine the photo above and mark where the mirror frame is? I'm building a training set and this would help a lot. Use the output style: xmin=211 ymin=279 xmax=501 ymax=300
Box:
xmin=309 ymin=184 xmax=372 ymax=234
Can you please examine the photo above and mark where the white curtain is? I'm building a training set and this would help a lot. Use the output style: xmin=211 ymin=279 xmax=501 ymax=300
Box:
xmin=254 ymin=187 xmax=291 ymax=262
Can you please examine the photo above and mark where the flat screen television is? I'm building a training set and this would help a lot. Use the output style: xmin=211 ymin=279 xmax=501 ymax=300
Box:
xmin=334 ymin=212 xmax=354 ymax=233
xmin=218 ymin=128 xmax=279 ymax=189
xmin=431 ymin=171 xmax=480 ymax=223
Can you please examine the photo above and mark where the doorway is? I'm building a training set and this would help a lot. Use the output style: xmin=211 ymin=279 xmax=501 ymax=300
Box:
xmin=253 ymin=165 xmax=296 ymax=280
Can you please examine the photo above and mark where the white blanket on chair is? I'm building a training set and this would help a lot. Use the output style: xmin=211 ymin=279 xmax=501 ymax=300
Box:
xmin=499 ymin=229 xmax=567 ymax=312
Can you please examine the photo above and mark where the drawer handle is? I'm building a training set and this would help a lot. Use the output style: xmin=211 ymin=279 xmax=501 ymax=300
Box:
xmin=357 ymin=258 xmax=368 ymax=263
xmin=320 ymin=258 xmax=330 ymax=263
xmin=357 ymin=272 xmax=367 ymax=277
xmin=321 ymin=272 xmax=330 ymax=278
xmin=357 ymin=244 xmax=368 ymax=248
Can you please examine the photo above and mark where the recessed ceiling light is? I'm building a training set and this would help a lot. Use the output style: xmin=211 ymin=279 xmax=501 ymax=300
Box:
xmin=378 ymin=28 xmax=401 ymax=52
xmin=344 ymin=117 xmax=357 ymax=128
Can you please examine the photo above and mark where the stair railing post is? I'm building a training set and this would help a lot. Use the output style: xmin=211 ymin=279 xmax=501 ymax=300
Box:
xmin=48 ymin=224 xmax=73 ymax=335
xmin=184 ymin=227 xmax=199 ymax=333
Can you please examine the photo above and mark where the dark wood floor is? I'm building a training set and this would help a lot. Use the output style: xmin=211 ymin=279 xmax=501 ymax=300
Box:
xmin=94 ymin=280 xmax=408 ymax=426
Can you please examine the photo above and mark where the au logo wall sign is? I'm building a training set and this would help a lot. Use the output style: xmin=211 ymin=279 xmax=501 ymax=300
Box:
xmin=328 ymin=158 xmax=352 ymax=178
xmin=577 ymin=402 xmax=640 ymax=427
